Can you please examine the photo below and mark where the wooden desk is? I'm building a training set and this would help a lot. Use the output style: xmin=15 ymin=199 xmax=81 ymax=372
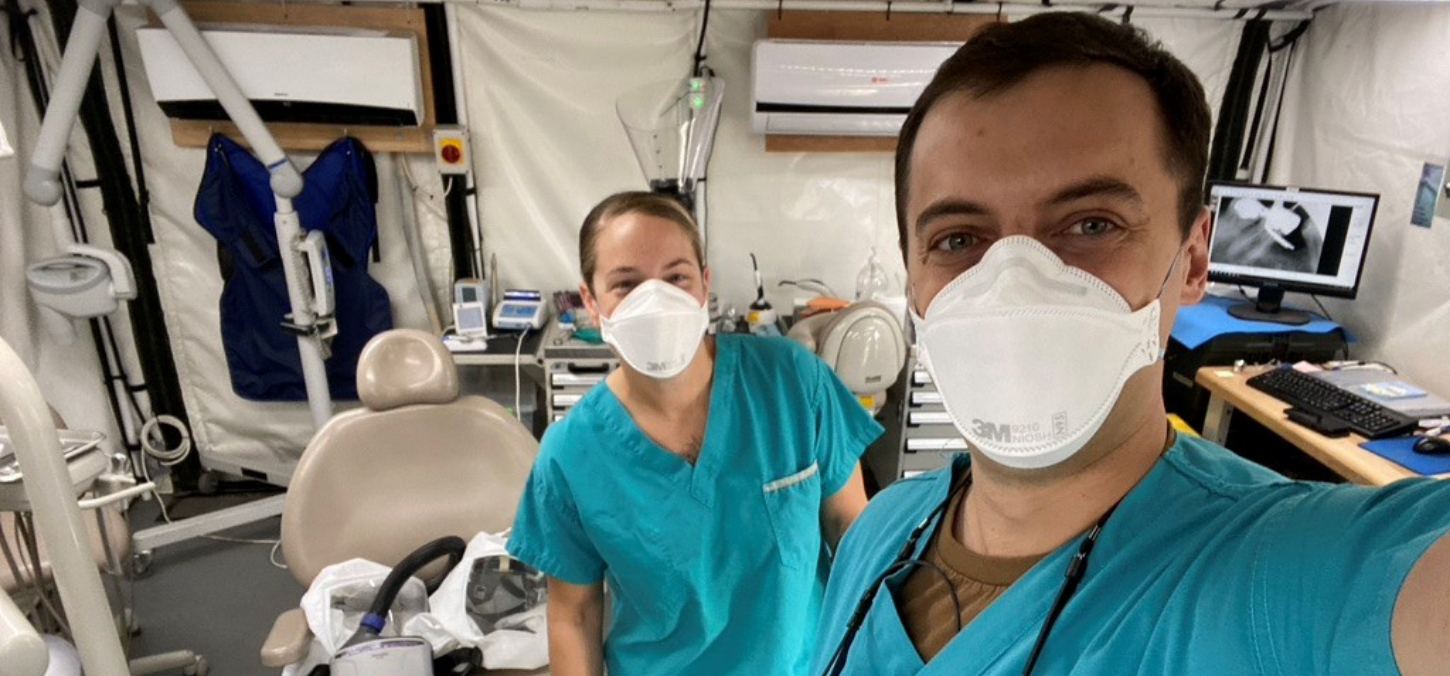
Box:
xmin=1195 ymin=366 xmax=1445 ymax=486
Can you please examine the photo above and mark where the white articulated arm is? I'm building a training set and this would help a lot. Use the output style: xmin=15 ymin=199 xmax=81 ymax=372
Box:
xmin=24 ymin=0 xmax=302 ymax=205
xmin=23 ymin=0 xmax=331 ymax=427
xmin=0 ymin=337 xmax=130 ymax=676
xmin=22 ymin=0 xmax=118 ymax=206
xmin=0 ymin=589 xmax=48 ymax=676
xmin=146 ymin=0 xmax=302 ymax=197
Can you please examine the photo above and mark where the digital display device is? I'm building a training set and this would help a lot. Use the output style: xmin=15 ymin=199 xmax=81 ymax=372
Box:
xmin=1207 ymin=182 xmax=1379 ymax=324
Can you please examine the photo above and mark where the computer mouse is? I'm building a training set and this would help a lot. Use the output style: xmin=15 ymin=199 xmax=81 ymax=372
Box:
xmin=1412 ymin=436 xmax=1450 ymax=455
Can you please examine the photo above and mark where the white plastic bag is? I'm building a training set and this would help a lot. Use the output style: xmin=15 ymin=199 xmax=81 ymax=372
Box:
xmin=300 ymin=558 xmax=430 ymax=656
xmin=403 ymin=531 xmax=549 ymax=670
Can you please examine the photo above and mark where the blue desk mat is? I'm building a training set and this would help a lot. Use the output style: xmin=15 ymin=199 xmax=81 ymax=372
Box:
xmin=1171 ymin=295 xmax=1350 ymax=350
xmin=1360 ymin=437 xmax=1450 ymax=476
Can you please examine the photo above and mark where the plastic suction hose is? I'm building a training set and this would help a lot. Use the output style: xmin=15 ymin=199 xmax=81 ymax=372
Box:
xmin=341 ymin=536 xmax=468 ymax=649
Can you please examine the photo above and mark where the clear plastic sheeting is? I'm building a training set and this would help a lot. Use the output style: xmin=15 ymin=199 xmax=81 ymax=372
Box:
xmin=1269 ymin=3 xmax=1450 ymax=396
xmin=456 ymin=7 xmax=1242 ymax=316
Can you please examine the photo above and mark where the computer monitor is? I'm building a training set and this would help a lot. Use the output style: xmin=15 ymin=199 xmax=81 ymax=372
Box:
xmin=1207 ymin=182 xmax=1379 ymax=325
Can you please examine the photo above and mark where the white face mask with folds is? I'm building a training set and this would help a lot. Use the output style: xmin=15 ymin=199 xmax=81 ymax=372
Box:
xmin=599 ymin=279 xmax=710 ymax=380
xmin=912 ymin=236 xmax=1179 ymax=470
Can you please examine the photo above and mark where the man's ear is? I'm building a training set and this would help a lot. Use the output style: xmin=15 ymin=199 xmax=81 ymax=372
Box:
xmin=1180 ymin=207 xmax=1212 ymax=306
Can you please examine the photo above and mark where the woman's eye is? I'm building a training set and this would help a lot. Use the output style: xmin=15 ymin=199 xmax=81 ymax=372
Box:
xmin=1068 ymin=218 xmax=1118 ymax=237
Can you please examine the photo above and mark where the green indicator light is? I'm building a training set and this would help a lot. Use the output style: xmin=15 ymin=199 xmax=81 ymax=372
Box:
xmin=690 ymin=79 xmax=703 ymax=91
xmin=691 ymin=95 xmax=705 ymax=108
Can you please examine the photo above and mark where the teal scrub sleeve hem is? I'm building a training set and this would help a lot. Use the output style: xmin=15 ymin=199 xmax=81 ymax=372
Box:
xmin=508 ymin=461 xmax=607 ymax=587
xmin=810 ymin=354 xmax=886 ymax=499
xmin=506 ymin=539 xmax=604 ymax=587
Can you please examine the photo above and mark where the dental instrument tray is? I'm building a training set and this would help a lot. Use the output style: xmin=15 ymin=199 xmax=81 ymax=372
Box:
xmin=0 ymin=427 xmax=106 ymax=484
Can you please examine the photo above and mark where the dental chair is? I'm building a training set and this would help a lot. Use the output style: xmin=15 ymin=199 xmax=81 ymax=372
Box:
xmin=261 ymin=329 xmax=539 ymax=670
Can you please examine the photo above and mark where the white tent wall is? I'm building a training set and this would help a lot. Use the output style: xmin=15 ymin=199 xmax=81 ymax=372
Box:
xmin=7 ymin=5 xmax=1251 ymax=476
xmin=90 ymin=7 xmax=456 ymax=477
xmin=1269 ymin=3 xmax=1450 ymax=396
xmin=0 ymin=8 xmax=124 ymax=443
xmin=458 ymin=7 xmax=1244 ymax=318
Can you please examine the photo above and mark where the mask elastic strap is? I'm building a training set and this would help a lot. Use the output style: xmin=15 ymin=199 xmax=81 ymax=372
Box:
xmin=1152 ymin=245 xmax=1187 ymax=303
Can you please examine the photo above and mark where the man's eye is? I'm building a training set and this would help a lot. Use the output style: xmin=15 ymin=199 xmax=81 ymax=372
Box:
xmin=1068 ymin=219 xmax=1118 ymax=237
xmin=932 ymin=232 xmax=977 ymax=252
xmin=613 ymin=281 xmax=637 ymax=293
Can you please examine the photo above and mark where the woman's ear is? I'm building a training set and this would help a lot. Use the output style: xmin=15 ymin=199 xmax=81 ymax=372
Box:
xmin=580 ymin=282 xmax=602 ymax=325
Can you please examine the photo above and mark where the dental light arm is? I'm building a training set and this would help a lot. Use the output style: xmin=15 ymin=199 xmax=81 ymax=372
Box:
xmin=24 ymin=0 xmax=333 ymax=428
xmin=24 ymin=0 xmax=301 ymax=205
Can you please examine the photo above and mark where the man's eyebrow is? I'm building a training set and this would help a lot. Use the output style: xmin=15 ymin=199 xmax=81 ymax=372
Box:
xmin=914 ymin=199 xmax=993 ymax=236
xmin=1046 ymin=177 xmax=1145 ymax=208
xmin=603 ymin=266 xmax=638 ymax=278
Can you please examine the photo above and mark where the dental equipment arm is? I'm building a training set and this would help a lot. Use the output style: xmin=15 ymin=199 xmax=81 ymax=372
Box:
xmin=0 ymin=589 xmax=48 ymax=676
xmin=24 ymin=0 xmax=332 ymax=428
xmin=0 ymin=337 xmax=128 ymax=676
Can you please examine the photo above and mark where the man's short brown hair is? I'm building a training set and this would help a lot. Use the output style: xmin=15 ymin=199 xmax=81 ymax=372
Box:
xmin=894 ymin=12 xmax=1213 ymax=256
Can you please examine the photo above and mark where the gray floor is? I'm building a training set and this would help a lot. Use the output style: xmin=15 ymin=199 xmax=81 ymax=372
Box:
xmin=126 ymin=494 xmax=302 ymax=675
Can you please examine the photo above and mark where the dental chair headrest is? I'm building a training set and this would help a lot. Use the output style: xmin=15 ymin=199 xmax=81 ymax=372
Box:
xmin=356 ymin=329 xmax=460 ymax=412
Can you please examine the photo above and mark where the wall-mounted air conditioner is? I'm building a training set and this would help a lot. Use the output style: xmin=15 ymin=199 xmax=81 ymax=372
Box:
xmin=137 ymin=27 xmax=425 ymax=127
xmin=751 ymin=40 xmax=962 ymax=137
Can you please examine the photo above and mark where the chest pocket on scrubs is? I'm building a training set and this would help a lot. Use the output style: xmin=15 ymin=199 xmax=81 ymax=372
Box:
xmin=763 ymin=462 xmax=822 ymax=570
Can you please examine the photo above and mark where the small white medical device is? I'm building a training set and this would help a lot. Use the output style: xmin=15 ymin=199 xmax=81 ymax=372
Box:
xmin=452 ymin=278 xmax=490 ymax=338
xmin=493 ymin=290 xmax=548 ymax=331
xmin=26 ymin=248 xmax=137 ymax=319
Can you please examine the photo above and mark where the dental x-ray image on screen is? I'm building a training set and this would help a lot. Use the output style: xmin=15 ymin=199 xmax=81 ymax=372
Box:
xmin=1212 ymin=197 xmax=1330 ymax=274
xmin=1207 ymin=183 xmax=1378 ymax=298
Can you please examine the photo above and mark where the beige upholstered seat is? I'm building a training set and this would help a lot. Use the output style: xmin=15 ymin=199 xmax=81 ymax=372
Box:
xmin=262 ymin=329 xmax=538 ymax=667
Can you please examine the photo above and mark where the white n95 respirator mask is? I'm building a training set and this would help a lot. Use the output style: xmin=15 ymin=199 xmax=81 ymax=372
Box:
xmin=600 ymin=279 xmax=709 ymax=380
xmin=913 ymin=236 xmax=1177 ymax=470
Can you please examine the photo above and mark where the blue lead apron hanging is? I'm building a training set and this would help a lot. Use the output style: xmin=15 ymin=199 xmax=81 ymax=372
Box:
xmin=194 ymin=134 xmax=392 ymax=401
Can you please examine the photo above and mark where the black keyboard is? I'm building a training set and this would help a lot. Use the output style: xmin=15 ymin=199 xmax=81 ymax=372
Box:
xmin=1247 ymin=367 xmax=1418 ymax=439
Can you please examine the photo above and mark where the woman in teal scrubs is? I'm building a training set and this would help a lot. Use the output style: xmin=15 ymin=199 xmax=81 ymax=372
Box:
xmin=507 ymin=192 xmax=883 ymax=676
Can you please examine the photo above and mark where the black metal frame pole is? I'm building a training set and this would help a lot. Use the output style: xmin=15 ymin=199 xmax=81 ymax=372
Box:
xmin=424 ymin=3 xmax=478 ymax=282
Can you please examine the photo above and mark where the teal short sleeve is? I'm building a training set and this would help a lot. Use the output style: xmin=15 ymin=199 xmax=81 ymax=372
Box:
xmin=1256 ymin=479 xmax=1450 ymax=673
xmin=808 ymin=353 xmax=884 ymax=498
xmin=506 ymin=454 xmax=605 ymax=586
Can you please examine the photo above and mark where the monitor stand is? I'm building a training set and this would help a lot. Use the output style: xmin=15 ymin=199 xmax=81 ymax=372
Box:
xmin=1227 ymin=285 xmax=1312 ymax=326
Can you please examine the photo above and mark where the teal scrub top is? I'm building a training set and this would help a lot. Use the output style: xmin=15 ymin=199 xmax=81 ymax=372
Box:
xmin=509 ymin=334 xmax=883 ymax=676
xmin=812 ymin=435 xmax=1450 ymax=676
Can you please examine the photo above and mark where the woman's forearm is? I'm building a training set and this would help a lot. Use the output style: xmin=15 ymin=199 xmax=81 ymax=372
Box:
xmin=547 ymin=578 xmax=605 ymax=676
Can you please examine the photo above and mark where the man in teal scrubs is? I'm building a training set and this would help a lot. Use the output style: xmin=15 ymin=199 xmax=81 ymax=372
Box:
xmin=813 ymin=13 xmax=1450 ymax=676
